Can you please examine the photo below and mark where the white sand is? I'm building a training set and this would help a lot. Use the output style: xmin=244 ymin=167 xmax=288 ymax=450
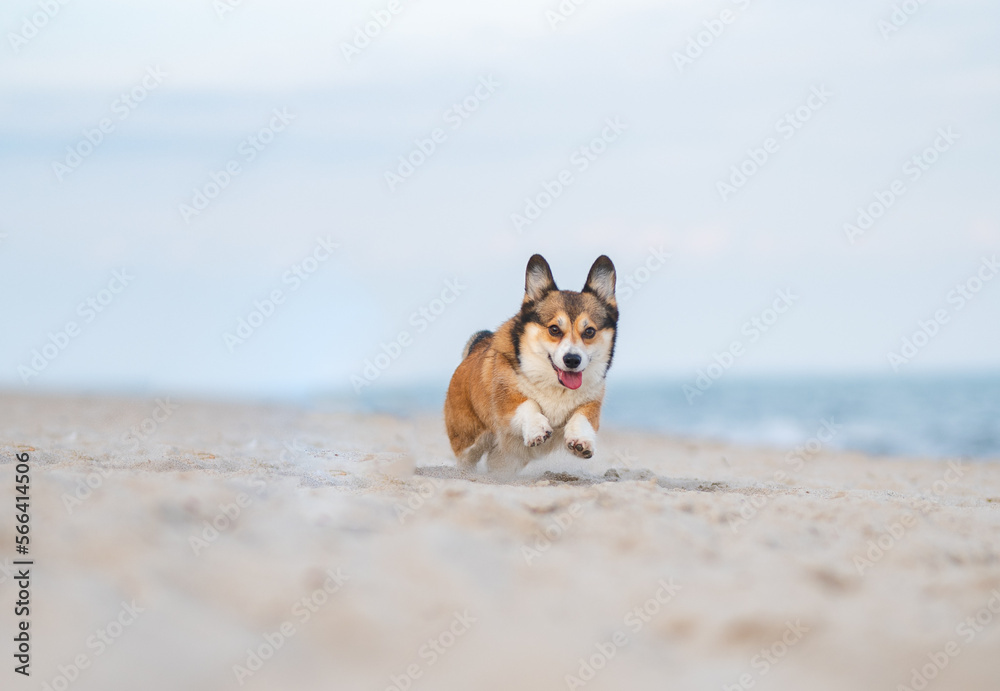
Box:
xmin=1 ymin=392 xmax=999 ymax=691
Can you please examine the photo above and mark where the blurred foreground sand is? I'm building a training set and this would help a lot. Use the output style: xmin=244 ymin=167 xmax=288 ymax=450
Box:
xmin=1 ymin=393 xmax=999 ymax=691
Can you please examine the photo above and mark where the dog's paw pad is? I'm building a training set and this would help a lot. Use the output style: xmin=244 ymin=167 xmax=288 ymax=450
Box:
xmin=524 ymin=419 xmax=553 ymax=448
xmin=566 ymin=438 xmax=594 ymax=459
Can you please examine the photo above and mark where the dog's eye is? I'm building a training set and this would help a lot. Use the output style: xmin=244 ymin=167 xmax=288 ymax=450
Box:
xmin=582 ymin=327 xmax=596 ymax=339
xmin=548 ymin=325 xmax=561 ymax=337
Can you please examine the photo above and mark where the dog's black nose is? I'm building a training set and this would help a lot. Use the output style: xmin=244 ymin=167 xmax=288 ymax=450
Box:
xmin=562 ymin=353 xmax=582 ymax=369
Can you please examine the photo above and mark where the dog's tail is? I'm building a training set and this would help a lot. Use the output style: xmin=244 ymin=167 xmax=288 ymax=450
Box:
xmin=461 ymin=330 xmax=493 ymax=360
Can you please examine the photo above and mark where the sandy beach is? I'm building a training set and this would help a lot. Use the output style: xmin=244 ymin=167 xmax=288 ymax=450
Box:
xmin=2 ymin=392 xmax=999 ymax=691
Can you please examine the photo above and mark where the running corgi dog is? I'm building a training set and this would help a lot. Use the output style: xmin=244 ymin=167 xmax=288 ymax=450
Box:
xmin=444 ymin=254 xmax=617 ymax=473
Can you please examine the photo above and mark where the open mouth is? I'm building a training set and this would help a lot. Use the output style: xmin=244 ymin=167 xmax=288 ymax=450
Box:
xmin=549 ymin=357 xmax=583 ymax=390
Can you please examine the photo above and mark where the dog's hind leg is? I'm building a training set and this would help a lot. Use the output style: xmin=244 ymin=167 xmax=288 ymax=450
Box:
xmin=457 ymin=432 xmax=494 ymax=471
xmin=485 ymin=433 xmax=535 ymax=476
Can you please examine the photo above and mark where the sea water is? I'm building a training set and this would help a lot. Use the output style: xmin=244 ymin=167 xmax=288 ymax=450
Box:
xmin=333 ymin=374 xmax=1000 ymax=460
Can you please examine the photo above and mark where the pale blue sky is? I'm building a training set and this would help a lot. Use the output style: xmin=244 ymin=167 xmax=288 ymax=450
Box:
xmin=2 ymin=0 xmax=998 ymax=397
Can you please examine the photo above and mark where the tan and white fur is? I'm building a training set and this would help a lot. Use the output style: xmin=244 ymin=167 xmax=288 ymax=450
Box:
xmin=444 ymin=255 xmax=618 ymax=474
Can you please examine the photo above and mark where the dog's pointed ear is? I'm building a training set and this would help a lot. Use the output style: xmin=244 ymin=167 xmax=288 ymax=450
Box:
xmin=583 ymin=255 xmax=616 ymax=306
xmin=524 ymin=254 xmax=557 ymax=303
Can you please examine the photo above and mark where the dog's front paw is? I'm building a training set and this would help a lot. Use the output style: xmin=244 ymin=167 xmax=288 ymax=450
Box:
xmin=523 ymin=415 xmax=553 ymax=448
xmin=566 ymin=436 xmax=595 ymax=459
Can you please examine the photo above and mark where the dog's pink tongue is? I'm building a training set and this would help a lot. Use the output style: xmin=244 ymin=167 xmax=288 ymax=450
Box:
xmin=557 ymin=369 xmax=583 ymax=390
